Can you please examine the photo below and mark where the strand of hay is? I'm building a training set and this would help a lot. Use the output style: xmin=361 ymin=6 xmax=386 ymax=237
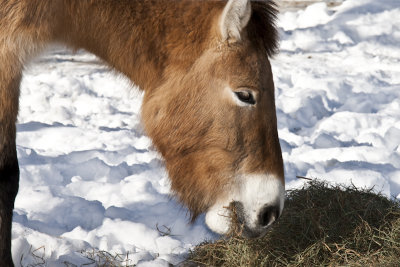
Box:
xmin=187 ymin=181 xmax=400 ymax=266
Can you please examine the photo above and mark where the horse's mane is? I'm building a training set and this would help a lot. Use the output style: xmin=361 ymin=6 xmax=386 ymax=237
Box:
xmin=247 ymin=0 xmax=279 ymax=57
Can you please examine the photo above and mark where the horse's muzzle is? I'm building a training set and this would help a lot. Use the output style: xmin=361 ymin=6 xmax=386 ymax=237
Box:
xmin=231 ymin=201 xmax=281 ymax=238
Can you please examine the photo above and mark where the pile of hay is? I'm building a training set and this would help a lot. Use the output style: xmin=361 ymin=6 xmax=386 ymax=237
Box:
xmin=186 ymin=181 xmax=400 ymax=266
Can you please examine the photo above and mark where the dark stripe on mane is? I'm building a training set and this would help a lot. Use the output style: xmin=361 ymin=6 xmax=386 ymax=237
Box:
xmin=248 ymin=0 xmax=279 ymax=56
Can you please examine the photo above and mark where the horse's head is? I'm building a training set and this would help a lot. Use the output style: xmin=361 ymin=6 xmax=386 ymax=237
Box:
xmin=142 ymin=0 xmax=283 ymax=238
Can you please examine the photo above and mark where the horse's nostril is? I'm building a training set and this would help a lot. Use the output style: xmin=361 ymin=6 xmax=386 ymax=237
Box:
xmin=258 ymin=205 xmax=280 ymax=227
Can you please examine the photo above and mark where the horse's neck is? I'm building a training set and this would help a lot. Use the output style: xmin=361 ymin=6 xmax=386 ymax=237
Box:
xmin=59 ymin=0 xmax=221 ymax=91
xmin=60 ymin=0 xmax=166 ymax=90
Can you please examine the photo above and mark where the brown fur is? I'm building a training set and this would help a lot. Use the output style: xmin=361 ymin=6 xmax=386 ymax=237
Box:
xmin=0 ymin=1 xmax=282 ymax=265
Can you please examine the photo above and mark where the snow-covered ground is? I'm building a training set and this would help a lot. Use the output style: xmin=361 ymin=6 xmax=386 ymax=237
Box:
xmin=12 ymin=0 xmax=400 ymax=265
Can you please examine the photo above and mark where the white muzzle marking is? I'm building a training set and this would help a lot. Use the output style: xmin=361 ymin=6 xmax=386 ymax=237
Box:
xmin=205 ymin=174 xmax=285 ymax=235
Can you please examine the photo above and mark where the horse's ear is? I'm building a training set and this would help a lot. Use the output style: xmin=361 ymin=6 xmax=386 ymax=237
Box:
xmin=219 ymin=0 xmax=251 ymax=42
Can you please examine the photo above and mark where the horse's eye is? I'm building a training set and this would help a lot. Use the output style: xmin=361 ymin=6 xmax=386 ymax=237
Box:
xmin=235 ymin=91 xmax=256 ymax=105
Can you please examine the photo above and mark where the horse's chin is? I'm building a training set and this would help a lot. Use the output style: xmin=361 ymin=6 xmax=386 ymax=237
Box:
xmin=204 ymin=201 xmax=231 ymax=235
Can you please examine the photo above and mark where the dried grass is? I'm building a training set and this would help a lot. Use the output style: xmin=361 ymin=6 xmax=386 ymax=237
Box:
xmin=186 ymin=181 xmax=400 ymax=266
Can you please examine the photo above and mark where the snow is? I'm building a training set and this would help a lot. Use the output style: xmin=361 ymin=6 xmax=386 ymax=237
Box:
xmin=11 ymin=0 xmax=400 ymax=265
xmin=274 ymin=0 xmax=400 ymax=198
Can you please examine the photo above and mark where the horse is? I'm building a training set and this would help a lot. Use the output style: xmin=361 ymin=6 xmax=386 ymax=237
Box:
xmin=0 ymin=0 xmax=284 ymax=264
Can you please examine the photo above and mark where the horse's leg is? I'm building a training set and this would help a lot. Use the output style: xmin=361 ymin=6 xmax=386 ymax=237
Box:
xmin=0 ymin=50 xmax=22 ymax=266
